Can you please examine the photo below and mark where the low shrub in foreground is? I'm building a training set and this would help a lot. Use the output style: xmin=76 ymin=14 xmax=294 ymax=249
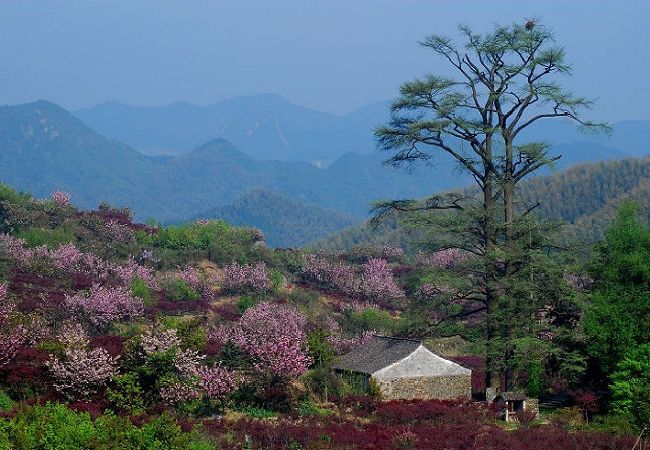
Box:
xmin=0 ymin=402 xmax=214 ymax=450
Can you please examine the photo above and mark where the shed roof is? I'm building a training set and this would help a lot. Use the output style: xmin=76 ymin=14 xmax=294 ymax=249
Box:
xmin=332 ymin=336 xmax=420 ymax=374
xmin=495 ymin=391 xmax=527 ymax=401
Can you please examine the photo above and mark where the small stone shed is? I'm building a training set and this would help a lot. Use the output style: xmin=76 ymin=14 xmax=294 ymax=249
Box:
xmin=493 ymin=391 xmax=539 ymax=422
xmin=332 ymin=336 xmax=471 ymax=401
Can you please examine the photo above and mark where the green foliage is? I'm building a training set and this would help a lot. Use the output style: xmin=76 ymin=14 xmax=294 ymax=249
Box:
xmin=106 ymin=373 xmax=145 ymax=414
xmin=233 ymin=404 xmax=277 ymax=419
xmin=137 ymin=220 xmax=228 ymax=251
xmin=609 ymin=343 xmax=650 ymax=428
xmin=16 ymin=226 xmax=75 ymax=249
xmin=269 ymin=269 xmax=284 ymax=292
xmin=297 ymin=399 xmax=332 ymax=418
xmin=0 ymin=390 xmax=14 ymax=412
xmin=237 ymin=295 xmax=257 ymax=313
xmin=307 ymin=331 xmax=337 ymax=368
xmin=164 ymin=279 xmax=200 ymax=302
xmin=347 ymin=308 xmax=399 ymax=335
xmin=160 ymin=317 xmax=207 ymax=351
xmin=302 ymin=367 xmax=343 ymax=401
xmin=287 ymin=288 xmax=320 ymax=308
xmin=0 ymin=403 xmax=215 ymax=449
xmin=589 ymin=413 xmax=638 ymax=436
xmin=584 ymin=201 xmax=650 ymax=374
xmin=131 ymin=277 xmax=155 ymax=306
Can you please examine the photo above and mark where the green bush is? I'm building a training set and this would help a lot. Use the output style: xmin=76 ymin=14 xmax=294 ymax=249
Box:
xmin=131 ymin=277 xmax=155 ymax=306
xmin=302 ymin=367 xmax=343 ymax=401
xmin=238 ymin=295 xmax=257 ymax=313
xmin=609 ymin=343 xmax=650 ymax=428
xmin=347 ymin=308 xmax=399 ymax=335
xmin=106 ymin=373 xmax=145 ymax=414
xmin=165 ymin=279 xmax=200 ymax=302
xmin=307 ymin=331 xmax=336 ymax=367
xmin=233 ymin=404 xmax=277 ymax=419
xmin=0 ymin=403 xmax=215 ymax=450
xmin=16 ymin=226 xmax=75 ymax=249
xmin=297 ymin=399 xmax=332 ymax=417
xmin=0 ymin=390 xmax=14 ymax=411
xmin=287 ymin=288 xmax=320 ymax=308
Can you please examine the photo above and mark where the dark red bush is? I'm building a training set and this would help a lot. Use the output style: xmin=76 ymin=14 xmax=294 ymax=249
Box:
xmin=89 ymin=334 xmax=126 ymax=357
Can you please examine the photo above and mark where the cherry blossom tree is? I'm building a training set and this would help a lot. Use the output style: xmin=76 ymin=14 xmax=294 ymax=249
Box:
xmin=51 ymin=190 xmax=71 ymax=207
xmin=46 ymin=324 xmax=119 ymax=400
xmin=212 ymin=302 xmax=311 ymax=377
xmin=0 ymin=284 xmax=27 ymax=369
xmin=66 ymin=284 xmax=144 ymax=329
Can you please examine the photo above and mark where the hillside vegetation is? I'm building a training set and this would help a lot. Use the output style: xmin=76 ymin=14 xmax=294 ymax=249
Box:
xmin=0 ymin=183 xmax=645 ymax=448
xmin=315 ymin=157 xmax=650 ymax=251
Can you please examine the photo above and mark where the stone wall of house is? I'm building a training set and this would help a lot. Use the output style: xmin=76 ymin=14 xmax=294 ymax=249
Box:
xmin=372 ymin=374 xmax=471 ymax=401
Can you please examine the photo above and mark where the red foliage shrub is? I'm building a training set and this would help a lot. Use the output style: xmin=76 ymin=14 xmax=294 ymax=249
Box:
xmin=375 ymin=399 xmax=496 ymax=426
xmin=69 ymin=398 xmax=110 ymax=419
xmin=210 ymin=303 xmax=241 ymax=321
xmin=89 ymin=334 xmax=126 ymax=357
xmin=202 ymin=416 xmax=636 ymax=450
xmin=3 ymin=346 xmax=50 ymax=386
xmin=204 ymin=338 xmax=223 ymax=356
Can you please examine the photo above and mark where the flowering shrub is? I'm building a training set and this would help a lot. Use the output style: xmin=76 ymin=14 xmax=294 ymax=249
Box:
xmin=46 ymin=325 xmax=119 ymax=400
xmin=104 ymin=219 xmax=133 ymax=242
xmin=220 ymin=262 xmax=270 ymax=293
xmin=328 ymin=330 xmax=374 ymax=355
xmin=0 ymin=236 xmax=157 ymax=290
xmin=159 ymin=382 xmax=201 ymax=405
xmin=212 ymin=302 xmax=311 ymax=377
xmin=66 ymin=284 xmax=144 ymax=329
xmin=360 ymin=258 xmax=404 ymax=300
xmin=51 ymin=190 xmax=71 ymax=207
xmin=140 ymin=327 xmax=182 ymax=355
xmin=196 ymin=365 xmax=239 ymax=401
xmin=0 ymin=284 xmax=27 ymax=369
xmin=303 ymin=255 xmax=403 ymax=302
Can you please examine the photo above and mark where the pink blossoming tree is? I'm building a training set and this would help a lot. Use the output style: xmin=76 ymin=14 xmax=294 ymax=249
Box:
xmin=212 ymin=302 xmax=311 ymax=378
xmin=46 ymin=324 xmax=119 ymax=400
xmin=51 ymin=190 xmax=71 ymax=207
xmin=66 ymin=284 xmax=144 ymax=329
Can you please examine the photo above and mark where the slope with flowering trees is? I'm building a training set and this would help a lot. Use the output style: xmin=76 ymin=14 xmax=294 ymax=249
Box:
xmin=0 ymin=182 xmax=642 ymax=448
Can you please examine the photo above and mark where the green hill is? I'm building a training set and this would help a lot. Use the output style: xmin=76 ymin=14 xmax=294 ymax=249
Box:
xmin=205 ymin=189 xmax=358 ymax=248
xmin=313 ymin=157 xmax=650 ymax=251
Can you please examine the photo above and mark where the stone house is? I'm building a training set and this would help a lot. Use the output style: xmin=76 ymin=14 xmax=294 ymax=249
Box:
xmin=332 ymin=336 xmax=471 ymax=401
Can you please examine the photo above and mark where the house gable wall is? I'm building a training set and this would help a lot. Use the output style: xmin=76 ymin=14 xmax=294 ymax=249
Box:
xmin=373 ymin=345 xmax=470 ymax=380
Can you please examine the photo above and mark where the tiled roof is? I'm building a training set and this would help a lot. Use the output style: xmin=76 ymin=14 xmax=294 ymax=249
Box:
xmin=331 ymin=335 xmax=422 ymax=374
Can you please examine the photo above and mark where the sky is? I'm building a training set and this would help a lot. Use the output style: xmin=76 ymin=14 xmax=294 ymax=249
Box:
xmin=1 ymin=0 xmax=649 ymax=121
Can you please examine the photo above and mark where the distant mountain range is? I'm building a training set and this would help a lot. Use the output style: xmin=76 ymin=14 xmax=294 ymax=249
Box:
xmin=75 ymin=94 xmax=392 ymax=165
xmin=75 ymin=93 xmax=650 ymax=164
xmin=1 ymin=97 xmax=649 ymax=247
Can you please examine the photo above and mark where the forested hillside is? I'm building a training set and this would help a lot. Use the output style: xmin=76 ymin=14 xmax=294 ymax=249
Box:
xmin=203 ymin=189 xmax=358 ymax=247
xmin=315 ymin=157 xmax=650 ymax=251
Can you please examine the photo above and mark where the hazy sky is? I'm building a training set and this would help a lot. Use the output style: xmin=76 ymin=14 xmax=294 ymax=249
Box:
xmin=1 ymin=0 xmax=648 ymax=121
